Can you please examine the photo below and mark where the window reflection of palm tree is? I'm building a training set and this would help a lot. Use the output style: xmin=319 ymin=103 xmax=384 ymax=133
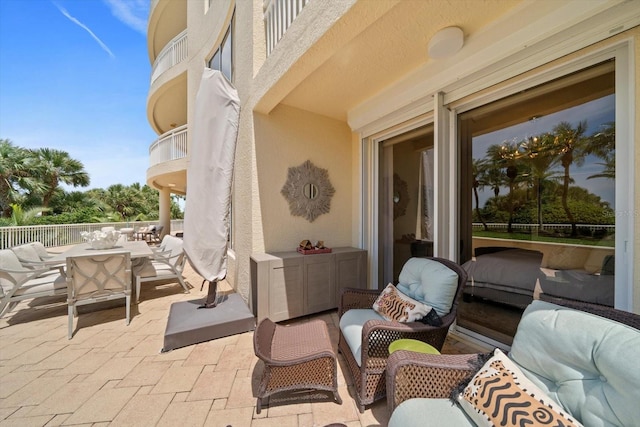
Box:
xmin=472 ymin=159 xmax=489 ymax=231
xmin=586 ymin=122 xmax=615 ymax=180
xmin=487 ymin=141 xmax=523 ymax=233
xmin=553 ymin=121 xmax=588 ymax=237
xmin=520 ymin=133 xmax=559 ymax=233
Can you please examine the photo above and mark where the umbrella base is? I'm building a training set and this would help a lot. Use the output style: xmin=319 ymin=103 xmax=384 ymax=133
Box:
xmin=162 ymin=293 xmax=256 ymax=352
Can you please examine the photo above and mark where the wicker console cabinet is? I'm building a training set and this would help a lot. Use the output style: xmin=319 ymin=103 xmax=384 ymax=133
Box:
xmin=250 ymin=247 xmax=367 ymax=322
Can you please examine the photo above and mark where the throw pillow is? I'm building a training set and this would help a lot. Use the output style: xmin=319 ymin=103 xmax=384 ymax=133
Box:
xmin=457 ymin=349 xmax=583 ymax=427
xmin=372 ymin=283 xmax=432 ymax=322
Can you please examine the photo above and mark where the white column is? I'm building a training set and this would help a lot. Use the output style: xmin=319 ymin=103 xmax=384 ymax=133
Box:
xmin=159 ymin=187 xmax=171 ymax=237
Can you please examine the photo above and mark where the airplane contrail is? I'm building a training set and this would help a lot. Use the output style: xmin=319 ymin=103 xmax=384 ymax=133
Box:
xmin=53 ymin=2 xmax=115 ymax=59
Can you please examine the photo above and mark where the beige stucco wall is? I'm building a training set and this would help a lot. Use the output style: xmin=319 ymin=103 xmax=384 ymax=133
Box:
xmin=253 ymin=105 xmax=353 ymax=252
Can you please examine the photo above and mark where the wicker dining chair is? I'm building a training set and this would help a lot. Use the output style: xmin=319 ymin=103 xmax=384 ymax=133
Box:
xmin=337 ymin=257 xmax=467 ymax=412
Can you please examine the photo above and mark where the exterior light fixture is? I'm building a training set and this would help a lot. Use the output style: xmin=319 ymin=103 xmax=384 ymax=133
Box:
xmin=428 ymin=26 xmax=464 ymax=59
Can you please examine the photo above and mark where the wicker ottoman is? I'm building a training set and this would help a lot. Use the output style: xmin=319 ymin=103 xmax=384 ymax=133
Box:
xmin=253 ymin=318 xmax=342 ymax=413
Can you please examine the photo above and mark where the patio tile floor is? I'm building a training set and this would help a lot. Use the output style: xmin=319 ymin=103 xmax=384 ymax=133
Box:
xmin=0 ymin=255 xmax=487 ymax=426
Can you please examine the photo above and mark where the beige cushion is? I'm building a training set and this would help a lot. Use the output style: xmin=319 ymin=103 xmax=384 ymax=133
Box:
xmin=11 ymin=244 xmax=41 ymax=263
xmin=372 ymin=283 xmax=432 ymax=322
xmin=457 ymin=349 xmax=583 ymax=427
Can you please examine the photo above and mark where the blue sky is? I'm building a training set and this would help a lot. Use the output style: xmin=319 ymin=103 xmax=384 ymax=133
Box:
xmin=0 ymin=0 xmax=154 ymax=191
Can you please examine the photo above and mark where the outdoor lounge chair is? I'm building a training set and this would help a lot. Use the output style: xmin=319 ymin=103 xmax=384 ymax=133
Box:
xmin=134 ymin=226 xmax=150 ymax=241
xmin=149 ymin=225 xmax=164 ymax=243
xmin=66 ymin=251 xmax=132 ymax=339
xmin=0 ymin=249 xmax=67 ymax=317
xmin=133 ymin=235 xmax=189 ymax=303
xmin=10 ymin=243 xmax=65 ymax=276
xmin=337 ymin=257 xmax=467 ymax=412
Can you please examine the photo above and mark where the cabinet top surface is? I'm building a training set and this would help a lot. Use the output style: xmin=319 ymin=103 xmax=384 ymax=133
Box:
xmin=251 ymin=247 xmax=365 ymax=261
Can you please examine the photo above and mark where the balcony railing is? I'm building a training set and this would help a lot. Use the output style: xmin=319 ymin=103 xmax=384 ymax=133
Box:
xmin=150 ymin=30 xmax=188 ymax=84
xmin=149 ymin=125 xmax=188 ymax=168
xmin=0 ymin=220 xmax=185 ymax=249
xmin=264 ymin=0 xmax=308 ymax=56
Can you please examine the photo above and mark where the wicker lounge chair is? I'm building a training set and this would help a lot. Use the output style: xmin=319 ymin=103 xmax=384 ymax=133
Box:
xmin=338 ymin=257 xmax=467 ymax=412
xmin=385 ymin=300 xmax=640 ymax=426
xmin=253 ymin=318 xmax=342 ymax=414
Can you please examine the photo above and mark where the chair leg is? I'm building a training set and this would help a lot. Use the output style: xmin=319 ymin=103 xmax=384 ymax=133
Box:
xmin=125 ymin=295 xmax=131 ymax=326
xmin=256 ymin=397 xmax=262 ymax=414
xmin=136 ymin=276 xmax=141 ymax=303
xmin=68 ymin=304 xmax=74 ymax=339
xmin=0 ymin=300 xmax=16 ymax=318
xmin=177 ymin=275 xmax=189 ymax=293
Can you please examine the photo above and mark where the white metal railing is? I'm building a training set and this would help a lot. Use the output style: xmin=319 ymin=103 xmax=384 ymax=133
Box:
xmin=264 ymin=0 xmax=308 ymax=56
xmin=472 ymin=223 xmax=615 ymax=234
xmin=150 ymin=30 xmax=188 ymax=84
xmin=149 ymin=125 xmax=188 ymax=167
xmin=0 ymin=220 xmax=185 ymax=250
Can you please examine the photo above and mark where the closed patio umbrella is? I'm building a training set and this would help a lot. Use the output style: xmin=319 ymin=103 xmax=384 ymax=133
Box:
xmin=183 ymin=69 xmax=240 ymax=308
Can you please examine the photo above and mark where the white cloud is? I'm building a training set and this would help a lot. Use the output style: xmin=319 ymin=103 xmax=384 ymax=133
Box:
xmin=103 ymin=0 xmax=149 ymax=35
xmin=53 ymin=2 xmax=115 ymax=59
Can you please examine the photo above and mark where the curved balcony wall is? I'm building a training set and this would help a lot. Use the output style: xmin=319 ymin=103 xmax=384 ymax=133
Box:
xmin=150 ymin=30 xmax=188 ymax=85
xmin=149 ymin=124 xmax=188 ymax=168
xmin=147 ymin=125 xmax=188 ymax=193
xmin=148 ymin=0 xmax=186 ymax=63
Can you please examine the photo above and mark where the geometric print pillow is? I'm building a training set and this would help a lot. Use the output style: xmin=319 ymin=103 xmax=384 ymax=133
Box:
xmin=372 ymin=283 xmax=433 ymax=322
xmin=457 ymin=349 xmax=583 ymax=427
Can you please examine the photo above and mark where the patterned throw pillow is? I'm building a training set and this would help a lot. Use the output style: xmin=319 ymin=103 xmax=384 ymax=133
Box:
xmin=372 ymin=283 xmax=432 ymax=322
xmin=457 ymin=349 xmax=583 ymax=427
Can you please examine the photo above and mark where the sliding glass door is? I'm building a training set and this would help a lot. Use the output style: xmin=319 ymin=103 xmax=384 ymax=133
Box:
xmin=379 ymin=125 xmax=435 ymax=287
xmin=457 ymin=61 xmax=616 ymax=344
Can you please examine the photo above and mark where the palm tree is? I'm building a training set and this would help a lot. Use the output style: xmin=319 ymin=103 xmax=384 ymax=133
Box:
xmin=51 ymin=190 xmax=107 ymax=214
xmin=9 ymin=203 xmax=50 ymax=226
xmin=102 ymin=184 xmax=144 ymax=221
xmin=32 ymin=148 xmax=90 ymax=210
xmin=552 ymin=121 xmax=588 ymax=237
xmin=0 ymin=140 xmax=44 ymax=217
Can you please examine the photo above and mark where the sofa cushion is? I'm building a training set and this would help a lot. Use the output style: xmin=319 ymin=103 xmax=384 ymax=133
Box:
xmin=509 ymin=300 xmax=640 ymax=427
xmin=373 ymin=283 xmax=433 ymax=322
xmin=339 ymin=308 xmax=386 ymax=367
xmin=397 ymin=258 xmax=458 ymax=316
xmin=457 ymin=348 xmax=582 ymax=427
xmin=11 ymin=244 xmax=42 ymax=263
xmin=389 ymin=398 xmax=475 ymax=427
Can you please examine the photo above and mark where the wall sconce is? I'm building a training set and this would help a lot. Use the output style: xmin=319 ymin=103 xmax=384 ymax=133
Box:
xmin=428 ymin=26 xmax=464 ymax=59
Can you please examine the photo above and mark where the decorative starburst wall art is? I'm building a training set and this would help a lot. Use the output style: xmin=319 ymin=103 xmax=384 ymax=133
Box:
xmin=281 ymin=160 xmax=335 ymax=222
xmin=393 ymin=173 xmax=409 ymax=220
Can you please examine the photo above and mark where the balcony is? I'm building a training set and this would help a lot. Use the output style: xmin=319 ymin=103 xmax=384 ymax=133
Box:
xmin=149 ymin=125 xmax=188 ymax=168
xmin=264 ymin=0 xmax=309 ymax=56
xmin=150 ymin=30 xmax=188 ymax=85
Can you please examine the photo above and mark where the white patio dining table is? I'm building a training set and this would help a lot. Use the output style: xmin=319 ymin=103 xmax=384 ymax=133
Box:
xmin=47 ymin=240 xmax=154 ymax=266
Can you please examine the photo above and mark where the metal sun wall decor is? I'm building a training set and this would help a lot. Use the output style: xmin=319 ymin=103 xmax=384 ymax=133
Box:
xmin=281 ymin=160 xmax=335 ymax=222
xmin=393 ymin=173 xmax=409 ymax=219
